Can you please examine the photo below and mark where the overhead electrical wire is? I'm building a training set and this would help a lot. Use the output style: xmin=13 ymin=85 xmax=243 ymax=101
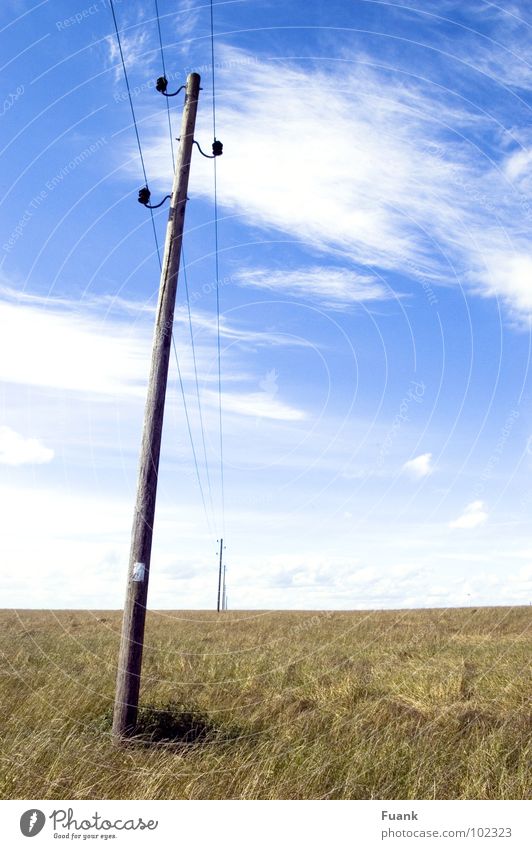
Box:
xmin=108 ymin=0 xmax=161 ymax=265
xmin=172 ymin=337 xmax=214 ymax=536
xmin=108 ymin=0 xmax=213 ymax=536
xmin=209 ymin=0 xmax=217 ymax=140
xmin=152 ymin=0 xmax=217 ymax=533
xmin=209 ymin=0 xmax=226 ymax=537
xmin=181 ymin=252 xmax=217 ymax=525
xmin=154 ymin=0 xmax=175 ymax=169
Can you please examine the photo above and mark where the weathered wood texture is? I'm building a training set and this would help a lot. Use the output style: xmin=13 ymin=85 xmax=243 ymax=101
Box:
xmin=112 ymin=73 xmax=201 ymax=739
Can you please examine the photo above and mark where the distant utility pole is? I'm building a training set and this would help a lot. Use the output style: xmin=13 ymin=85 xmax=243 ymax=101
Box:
xmin=217 ymin=538 xmax=224 ymax=613
xmin=113 ymin=72 xmax=201 ymax=740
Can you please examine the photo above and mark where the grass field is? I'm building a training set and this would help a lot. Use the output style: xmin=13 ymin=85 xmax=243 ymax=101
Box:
xmin=0 ymin=607 xmax=530 ymax=800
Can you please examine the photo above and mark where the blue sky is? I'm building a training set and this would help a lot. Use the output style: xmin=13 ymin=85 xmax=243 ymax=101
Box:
xmin=1 ymin=0 xmax=532 ymax=609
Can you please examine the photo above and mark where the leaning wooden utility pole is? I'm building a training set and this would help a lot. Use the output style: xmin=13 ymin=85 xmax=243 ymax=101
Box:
xmin=113 ymin=72 xmax=201 ymax=740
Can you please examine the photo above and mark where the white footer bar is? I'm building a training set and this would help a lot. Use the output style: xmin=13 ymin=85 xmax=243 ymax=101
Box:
xmin=2 ymin=799 xmax=530 ymax=848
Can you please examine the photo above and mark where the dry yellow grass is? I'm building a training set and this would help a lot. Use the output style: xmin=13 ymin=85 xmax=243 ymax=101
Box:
xmin=0 ymin=607 xmax=530 ymax=799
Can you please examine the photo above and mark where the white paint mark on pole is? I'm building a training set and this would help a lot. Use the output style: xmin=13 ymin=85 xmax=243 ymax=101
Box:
xmin=132 ymin=562 xmax=145 ymax=583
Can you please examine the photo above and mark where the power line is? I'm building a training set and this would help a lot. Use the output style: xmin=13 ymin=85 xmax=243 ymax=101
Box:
xmin=153 ymin=0 xmax=217 ymax=532
xmin=109 ymin=0 xmax=148 ymax=184
xmin=214 ymin=159 xmax=225 ymax=535
xmin=109 ymin=0 xmax=213 ymax=538
xmin=209 ymin=0 xmax=226 ymax=536
xmin=209 ymin=0 xmax=217 ymax=140
xmin=172 ymin=335 xmax=213 ymax=536
xmin=153 ymin=0 xmax=175 ymax=169
xmin=108 ymin=0 xmax=161 ymax=263
xmin=181 ymin=247 xmax=217 ymax=527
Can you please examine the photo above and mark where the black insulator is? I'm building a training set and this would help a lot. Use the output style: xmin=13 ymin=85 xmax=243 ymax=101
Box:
xmin=138 ymin=186 xmax=151 ymax=205
xmin=156 ymin=75 xmax=168 ymax=93
xmin=212 ymin=139 xmax=223 ymax=157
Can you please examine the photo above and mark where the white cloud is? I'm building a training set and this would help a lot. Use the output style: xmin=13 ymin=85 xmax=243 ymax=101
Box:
xmin=450 ymin=500 xmax=488 ymax=529
xmin=0 ymin=426 xmax=54 ymax=466
xmin=0 ymin=297 xmax=150 ymax=397
xmin=105 ymin=30 xmax=150 ymax=83
xmin=456 ymin=9 xmax=532 ymax=93
xmin=174 ymin=306 xmax=313 ymax=350
xmin=479 ymin=251 xmax=532 ymax=315
xmin=174 ymin=0 xmax=203 ymax=50
xmin=205 ymin=390 xmax=306 ymax=421
xmin=504 ymin=147 xmax=532 ymax=182
xmin=142 ymin=49 xmax=532 ymax=319
xmin=403 ymin=452 xmax=433 ymax=478
xmin=236 ymin=266 xmax=391 ymax=308
xmin=1 ymin=480 xmax=530 ymax=608
xmin=0 ymin=285 xmax=311 ymax=398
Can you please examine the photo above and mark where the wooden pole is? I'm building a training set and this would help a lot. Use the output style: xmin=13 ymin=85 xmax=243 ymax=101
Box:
xmin=216 ymin=538 xmax=223 ymax=612
xmin=113 ymin=72 xmax=201 ymax=739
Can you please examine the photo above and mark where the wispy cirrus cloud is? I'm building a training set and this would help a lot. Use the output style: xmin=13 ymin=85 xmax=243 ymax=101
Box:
xmin=456 ymin=9 xmax=532 ymax=92
xmin=105 ymin=29 xmax=151 ymax=83
xmin=235 ymin=266 xmax=391 ymax=309
xmin=0 ymin=283 xmax=311 ymax=397
xmin=144 ymin=47 xmax=532 ymax=320
xmin=173 ymin=0 xmax=204 ymax=52
xmin=205 ymin=389 xmax=306 ymax=421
